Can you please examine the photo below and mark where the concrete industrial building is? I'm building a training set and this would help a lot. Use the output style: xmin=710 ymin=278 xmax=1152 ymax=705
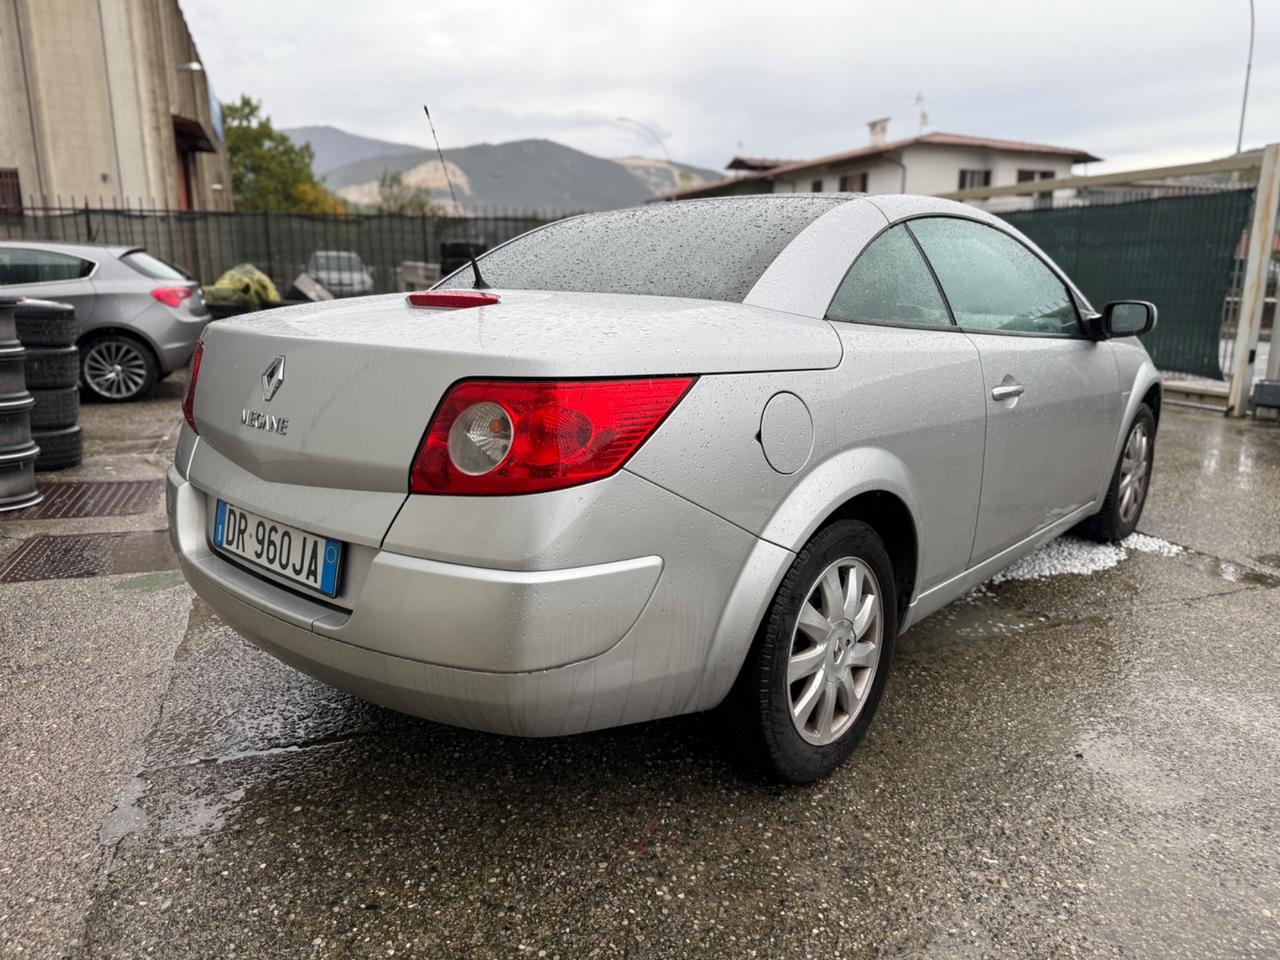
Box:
xmin=0 ymin=0 xmax=231 ymax=212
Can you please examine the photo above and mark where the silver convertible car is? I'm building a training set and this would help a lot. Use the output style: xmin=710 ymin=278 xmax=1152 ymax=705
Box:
xmin=170 ymin=195 xmax=1159 ymax=782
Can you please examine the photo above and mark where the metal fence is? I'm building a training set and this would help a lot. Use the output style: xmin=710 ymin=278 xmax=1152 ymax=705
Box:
xmin=0 ymin=202 xmax=566 ymax=296
xmin=1000 ymin=189 xmax=1255 ymax=379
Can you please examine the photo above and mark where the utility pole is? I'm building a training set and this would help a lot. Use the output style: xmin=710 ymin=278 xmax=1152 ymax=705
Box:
xmin=1236 ymin=0 xmax=1255 ymax=153
xmin=1226 ymin=143 xmax=1280 ymax=416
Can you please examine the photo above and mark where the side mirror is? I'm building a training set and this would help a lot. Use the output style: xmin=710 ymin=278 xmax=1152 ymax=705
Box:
xmin=1100 ymin=300 xmax=1156 ymax=338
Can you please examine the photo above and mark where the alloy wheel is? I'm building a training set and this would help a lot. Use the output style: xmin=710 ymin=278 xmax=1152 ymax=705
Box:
xmin=786 ymin=556 xmax=884 ymax=746
xmin=83 ymin=339 xmax=149 ymax=400
xmin=1118 ymin=420 xmax=1151 ymax=525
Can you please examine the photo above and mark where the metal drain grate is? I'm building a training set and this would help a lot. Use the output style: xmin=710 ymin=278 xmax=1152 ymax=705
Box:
xmin=0 ymin=531 xmax=178 ymax=583
xmin=0 ymin=533 xmax=118 ymax=581
xmin=5 ymin=480 xmax=162 ymax=520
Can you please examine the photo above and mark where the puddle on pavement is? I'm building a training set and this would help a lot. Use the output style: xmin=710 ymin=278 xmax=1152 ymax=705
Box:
xmin=1074 ymin=729 xmax=1204 ymax=811
xmin=98 ymin=775 xmax=150 ymax=875
xmin=105 ymin=531 xmax=179 ymax=576
xmin=114 ymin=569 xmax=186 ymax=592
xmin=0 ymin=530 xmax=177 ymax=583
xmin=898 ymin=527 xmax=1280 ymax=655
xmin=1220 ymin=559 xmax=1280 ymax=587
xmin=901 ymin=534 xmax=1189 ymax=653
xmin=901 ymin=587 xmax=1063 ymax=653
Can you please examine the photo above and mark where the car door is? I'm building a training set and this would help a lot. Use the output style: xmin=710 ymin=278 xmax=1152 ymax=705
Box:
xmin=907 ymin=216 xmax=1119 ymax=566
xmin=0 ymin=246 xmax=98 ymax=325
xmin=824 ymin=224 xmax=987 ymax=591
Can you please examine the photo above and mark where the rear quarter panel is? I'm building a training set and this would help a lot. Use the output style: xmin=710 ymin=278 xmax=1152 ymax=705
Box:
xmin=627 ymin=323 xmax=986 ymax=593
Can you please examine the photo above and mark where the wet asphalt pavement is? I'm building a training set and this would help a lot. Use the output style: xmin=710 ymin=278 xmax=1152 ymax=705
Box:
xmin=1 ymin=380 xmax=1278 ymax=959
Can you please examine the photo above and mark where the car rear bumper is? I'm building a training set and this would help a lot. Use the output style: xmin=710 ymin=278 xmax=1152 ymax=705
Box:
xmin=167 ymin=463 xmax=771 ymax=736
xmin=121 ymin=300 xmax=209 ymax=372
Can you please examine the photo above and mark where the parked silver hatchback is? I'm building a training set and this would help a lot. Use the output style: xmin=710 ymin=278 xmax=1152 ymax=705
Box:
xmin=171 ymin=195 xmax=1160 ymax=782
xmin=0 ymin=241 xmax=209 ymax=400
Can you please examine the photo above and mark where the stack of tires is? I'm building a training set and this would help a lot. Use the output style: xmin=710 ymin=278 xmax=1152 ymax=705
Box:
xmin=15 ymin=299 xmax=83 ymax=471
xmin=0 ymin=296 xmax=41 ymax=511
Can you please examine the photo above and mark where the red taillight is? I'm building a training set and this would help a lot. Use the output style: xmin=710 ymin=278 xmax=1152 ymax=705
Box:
xmin=411 ymin=377 xmax=695 ymax=495
xmin=407 ymin=290 xmax=501 ymax=308
xmin=182 ymin=340 xmax=203 ymax=434
xmin=152 ymin=287 xmax=193 ymax=308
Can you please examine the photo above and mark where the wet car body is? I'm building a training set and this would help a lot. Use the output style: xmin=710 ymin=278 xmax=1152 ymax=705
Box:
xmin=170 ymin=194 xmax=1161 ymax=779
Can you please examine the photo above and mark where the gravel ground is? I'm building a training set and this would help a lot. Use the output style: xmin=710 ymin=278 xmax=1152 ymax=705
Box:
xmin=2 ymin=376 xmax=1278 ymax=959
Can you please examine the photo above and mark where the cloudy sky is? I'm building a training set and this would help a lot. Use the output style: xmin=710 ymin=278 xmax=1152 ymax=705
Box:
xmin=183 ymin=0 xmax=1275 ymax=174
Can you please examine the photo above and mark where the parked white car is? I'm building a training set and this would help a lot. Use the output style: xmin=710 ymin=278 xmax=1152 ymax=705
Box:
xmin=305 ymin=250 xmax=374 ymax=297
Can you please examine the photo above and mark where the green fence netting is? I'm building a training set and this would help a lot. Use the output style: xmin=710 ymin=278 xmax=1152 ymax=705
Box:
xmin=1 ymin=207 xmax=562 ymax=299
xmin=1002 ymin=188 xmax=1255 ymax=378
xmin=4 ymin=192 xmax=1257 ymax=377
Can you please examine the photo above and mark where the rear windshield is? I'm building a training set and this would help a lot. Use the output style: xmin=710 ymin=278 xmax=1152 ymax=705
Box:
xmin=438 ymin=197 xmax=841 ymax=303
xmin=122 ymin=250 xmax=187 ymax=281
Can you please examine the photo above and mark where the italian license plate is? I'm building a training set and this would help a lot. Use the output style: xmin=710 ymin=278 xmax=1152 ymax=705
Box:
xmin=212 ymin=500 xmax=342 ymax=597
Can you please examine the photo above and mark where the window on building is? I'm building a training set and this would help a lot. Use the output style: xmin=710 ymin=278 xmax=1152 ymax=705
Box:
xmin=838 ymin=172 xmax=869 ymax=193
xmin=908 ymin=217 xmax=1080 ymax=337
xmin=826 ymin=225 xmax=952 ymax=328
xmin=810 ymin=179 xmax=824 ymax=193
xmin=957 ymin=169 xmax=992 ymax=190
xmin=1017 ymin=169 xmax=1057 ymax=208
xmin=0 ymin=248 xmax=94 ymax=285
xmin=0 ymin=169 xmax=20 ymax=214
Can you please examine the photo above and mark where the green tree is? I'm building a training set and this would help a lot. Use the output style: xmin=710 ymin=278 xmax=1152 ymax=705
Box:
xmin=223 ymin=96 xmax=345 ymax=213
xmin=376 ymin=170 xmax=441 ymax=215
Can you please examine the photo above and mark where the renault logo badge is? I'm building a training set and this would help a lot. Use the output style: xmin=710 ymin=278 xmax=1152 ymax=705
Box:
xmin=262 ymin=356 xmax=286 ymax=402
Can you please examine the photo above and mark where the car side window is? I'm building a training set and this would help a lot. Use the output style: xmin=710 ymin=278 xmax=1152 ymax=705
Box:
xmin=825 ymin=225 xmax=952 ymax=328
xmin=907 ymin=217 xmax=1081 ymax=336
xmin=0 ymin=248 xmax=93 ymax=285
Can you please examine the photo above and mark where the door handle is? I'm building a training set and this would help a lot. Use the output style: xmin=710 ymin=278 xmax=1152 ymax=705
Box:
xmin=991 ymin=382 xmax=1024 ymax=401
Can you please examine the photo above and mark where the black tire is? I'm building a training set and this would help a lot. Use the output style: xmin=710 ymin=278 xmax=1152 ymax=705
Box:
xmin=23 ymin=345 xmax=80 ymax=389
xmin=15 ymin=301 xmax=78 ymax=347
xmin=722 ymin=519 xmax=899 ymax=783
xmin=29 ymin=386 xmax=80 ymax=430
xmin=1076 ymin=404 xmax=1156 ymax=543
xmin=33 ymin=424 xmax=83 ymax=471
xmin=79 ymin=333 xmax=157 ymax=402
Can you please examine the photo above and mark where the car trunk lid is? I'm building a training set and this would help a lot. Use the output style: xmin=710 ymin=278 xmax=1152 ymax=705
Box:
xmin=191 ymin=289 xmax=841 ymax=491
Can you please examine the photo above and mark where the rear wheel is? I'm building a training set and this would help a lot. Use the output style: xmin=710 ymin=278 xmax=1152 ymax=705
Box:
xmin=1077 ymin=404 xmax=1155 ymax=542
xmin=80 ymin=334 xmax=157 ymax=402
xmin=723 ymin=519 xmax=897 ymax=783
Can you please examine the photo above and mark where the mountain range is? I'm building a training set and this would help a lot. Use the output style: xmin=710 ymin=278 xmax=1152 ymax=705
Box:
xmin=283 ymin=125 xmax=721 ymax=214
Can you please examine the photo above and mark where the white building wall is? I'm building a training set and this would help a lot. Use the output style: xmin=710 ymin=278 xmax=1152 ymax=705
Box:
xmin=990 ymin=151 xmax=1078 ymax=186
xmin=765 ymin=145 xmax=1082 ymax=198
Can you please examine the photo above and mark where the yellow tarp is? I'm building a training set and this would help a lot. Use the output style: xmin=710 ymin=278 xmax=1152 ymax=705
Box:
xmin=203 ymin=263 xmax=280 ymax=311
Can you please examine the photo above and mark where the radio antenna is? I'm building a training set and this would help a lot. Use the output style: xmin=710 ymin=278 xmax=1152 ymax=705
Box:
xmin=423 ymin=105 xmax=489 ymax=290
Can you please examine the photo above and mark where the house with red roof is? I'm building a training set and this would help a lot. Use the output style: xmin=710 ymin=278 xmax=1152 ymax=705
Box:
xmin=655 ymin=118 xmax=1100 ymax=202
